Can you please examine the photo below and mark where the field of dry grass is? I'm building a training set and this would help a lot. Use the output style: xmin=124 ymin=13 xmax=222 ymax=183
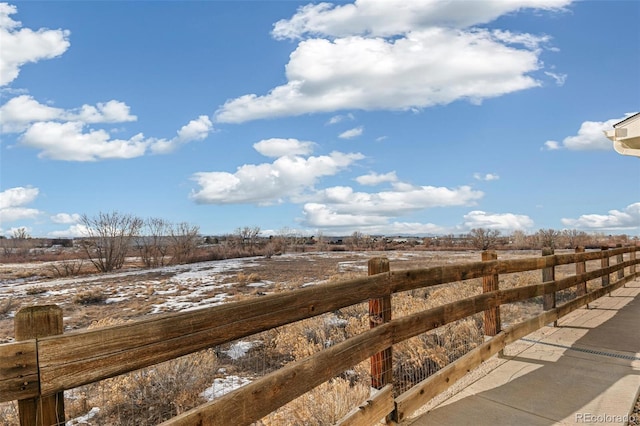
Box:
xmin=0 ymin=249 xmax=606 ymax=425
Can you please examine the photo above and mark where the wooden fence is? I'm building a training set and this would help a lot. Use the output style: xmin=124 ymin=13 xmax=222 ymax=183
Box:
xmin=1 ymin=246 xmax=638 ymax=425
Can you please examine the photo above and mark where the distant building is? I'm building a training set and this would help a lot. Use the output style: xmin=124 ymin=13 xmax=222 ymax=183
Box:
xmin=604 ymin=112 xmax=640 ymax=157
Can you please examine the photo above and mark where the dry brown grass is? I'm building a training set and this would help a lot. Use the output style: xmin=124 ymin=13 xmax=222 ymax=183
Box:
xmin=73 ymin=289 xmax=106 ymax=305
xmin=64 ymin=318 xmax=219 ymax=425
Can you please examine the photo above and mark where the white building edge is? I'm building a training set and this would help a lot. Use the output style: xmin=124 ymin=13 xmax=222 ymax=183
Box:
xmin=604 ymin=112 xmax=640 ymax=158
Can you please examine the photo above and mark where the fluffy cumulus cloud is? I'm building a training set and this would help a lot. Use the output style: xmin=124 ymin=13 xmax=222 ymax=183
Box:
xmin=461 ymin=210 xmax=534 ymax=231
xmin=13 ymin=114 xmax=212 ymax=161
xmin=253 ymin=138 xmax=315 ymax=157
xmin=190 ymin=139 xmax=364 ymax=205
xmin=0 ymin=186 xmax=41 ymax=222
xmin=191 ymin=137 xmax=486 ymax=235
xmin=310 ymin=184 xmax=483 ymax=218
xmin=271 ymin=0 xmax=571 ymax=39
xmin=356 ymin=171 xmax=398 ymax=186
xmin=0 ymin=5 xmax=212 ymax=160
xmin=50 ymin=212 xmax=81 ymax=224
xmin=302 ymin=203 xmax=445 ymax=235
xmin=561 ymin=203 xmax=640 ymax=231
xmin=0 ymin=95 xmax=139 ymax=133
xmin=299 ymin=182 xmax=483 ymax=233
xmin=149 ymin=115 xmax=213 ymax=155
xmin=216 ymin=0 xmax=571 ymax=123
xmin=0 ymin=2 xmax=70 ymax=86
xmin=47 ymin=223 xmax=90 ymax=238
xmin=543 ymin=113 xmax=637 ymax=151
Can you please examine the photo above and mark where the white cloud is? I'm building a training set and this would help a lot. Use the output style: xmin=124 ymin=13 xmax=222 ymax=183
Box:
xmin=0 ymin=1 xmax=211 ymax=161
xmin=50 ymin=212 xmax=81 ymax=224
xmin=301 ymin=203 xmax=445 ymax=235
xmin=544 ymin=113 xmax=638 ymax=151
xmin=461 ymin=210 xmax=534 ymax=231
xmin=47 ymin=223 xmax=90 ymax=238
xmin=217 ymin=27 xmax=545 ymax=123
xmin=0 ymin=95 xmax=137 ymax=133
xmin=150 ymin=115 xmax=213 ymax=154
xmin=339 ymin=126 xmax=363 ymax=139
xmin=190 ymin=150 xmax=364 ymax=205
xmin=215 ymin=0 xmax=571 ymax=123
xmin=71 ymin=100 xmax=138 ymax=124
xmin=253 ymin=138 xmax=315 ymax=158
xmin=0 ymin=95 xmax=62 ymax=132
xmin=561 ymin=203 xmax=640 ymax=230
xmin=356 ymin=171 xmax=397 ymax=185
xmin=0 ymin=186 xmax=41 ymax=222
xmin=312 ymin=184 xmax=483 ymax=218
xmin=326 ymin=113 xmax=354 ymax=125
xmin=544 ymin=71 xmax=567 ymax=86
xmin=473 ymin=173 xmax=500 ymax=181
xmin=0 ymin=3 xmax=71 ymax=86
xmin=18 ymin=115 xmax=212 ymax=161
xmin=20 ymin=121 xmax=150 ymax=161
xmin=302 ymin=203 xmax=388 ymax=227
xmin=271 ymin=0 xmax=571 ymax=40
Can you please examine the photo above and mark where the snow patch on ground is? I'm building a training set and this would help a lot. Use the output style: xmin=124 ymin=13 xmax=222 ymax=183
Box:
xmin=201 ymin=375 xmax=253 ymax=401
xmin=223 ymin=340 xmax=260 ymax=360
xmin=66 ymin=407 xmax=100 ymax=425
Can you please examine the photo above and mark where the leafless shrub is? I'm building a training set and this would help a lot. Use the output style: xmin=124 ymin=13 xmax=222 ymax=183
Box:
xmin=48 ymin=258 xmax=85 ymax=277
xmin=237 ymin=272 xmax=261 ymax=285
xmin=169 ymin=222 xmax=200 ymax=264
xmin=25 ymin=286 xmax=49 ymax=295
xmin=137 ymin=217 xmax=172 ymax=268
xmin=73 ymin=289 xmax=106 ymax=305
xmin=80 ymin=211 xmax=143 ymax=272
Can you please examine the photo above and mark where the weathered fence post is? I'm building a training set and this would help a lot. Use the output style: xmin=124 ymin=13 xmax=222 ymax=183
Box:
xmin=601 ymin=246 xmax=610 ymax=296
xmin=368 ymin=257 xmax=392 ymax=390
xmin=631 ymin=248 xmax=637 ymax=275
xmin=542 ymin=248 xmax=556 ymax=327
xmin=15 ymin=305 xmax=65 ymax=426
xmin=616 ymin=244 xmax=624 ymax=281
xmin=481 ymin=251 xmax=500 ymax=336
xmin=575 ymin=246 xmax=588 ymax=308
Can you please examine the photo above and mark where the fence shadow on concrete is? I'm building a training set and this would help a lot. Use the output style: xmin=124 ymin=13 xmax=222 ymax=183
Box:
xmin=409 ymin=281 xmax=640 ymax=425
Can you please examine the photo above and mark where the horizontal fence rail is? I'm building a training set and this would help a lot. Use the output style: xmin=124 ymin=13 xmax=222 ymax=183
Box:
xmin=1 ymin=246 xmax=638 ymax=426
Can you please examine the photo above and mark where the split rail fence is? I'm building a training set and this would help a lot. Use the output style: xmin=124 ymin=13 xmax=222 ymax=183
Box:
xmin=1 ymin=246 xmax=638 ymax=425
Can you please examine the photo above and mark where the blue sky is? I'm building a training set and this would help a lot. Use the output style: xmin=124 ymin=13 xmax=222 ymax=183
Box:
xmin=0 ymin=0 xmax=638 ymax=238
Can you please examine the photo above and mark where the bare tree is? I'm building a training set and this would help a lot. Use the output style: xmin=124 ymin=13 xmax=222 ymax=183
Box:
xmin=348 ymin=231 xmax=365 ymax=249
xmin=8 ymin=227 xmax=34 ymax=258
xmin=560 ymin=229 xmax=588 ymax=249
xmin=169 ymin=222 xmax=200 ymax=264
xmin=12 ymin=227 xmax=31 ymax=239
xmin=235 ymin=226 xmax=261 ymax=253
xmin=80 ymin=212 xmax=143 ymax=272
xmin=469 ymin=228 xmax=501 ymax=251
xmin=137 ymin=217 xmax=172 ymax=268
xmin=536 ymin=228 xmax=560 ymax=249
xmin=511 ymin=230 xmax=527 ymax=249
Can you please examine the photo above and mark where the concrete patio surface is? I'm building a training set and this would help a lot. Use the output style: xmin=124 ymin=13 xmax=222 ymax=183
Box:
xmin=404 ymin=280 xmax=640 ymax=426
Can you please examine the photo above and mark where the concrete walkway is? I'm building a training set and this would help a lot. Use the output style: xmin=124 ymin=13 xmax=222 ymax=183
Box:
xmin=405 ymin=280 xmax=640 ymax=426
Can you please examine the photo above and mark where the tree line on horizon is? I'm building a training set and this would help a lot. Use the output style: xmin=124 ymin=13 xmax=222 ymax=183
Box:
xmin=1 ymin=211 xmax=637 ymax=273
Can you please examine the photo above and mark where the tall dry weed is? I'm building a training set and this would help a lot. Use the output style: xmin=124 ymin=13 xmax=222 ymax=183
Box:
xmin=261 ymin=377 xmax=371 ymax=426
xmin=65 ymin=318 xmax=218 ymax=425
